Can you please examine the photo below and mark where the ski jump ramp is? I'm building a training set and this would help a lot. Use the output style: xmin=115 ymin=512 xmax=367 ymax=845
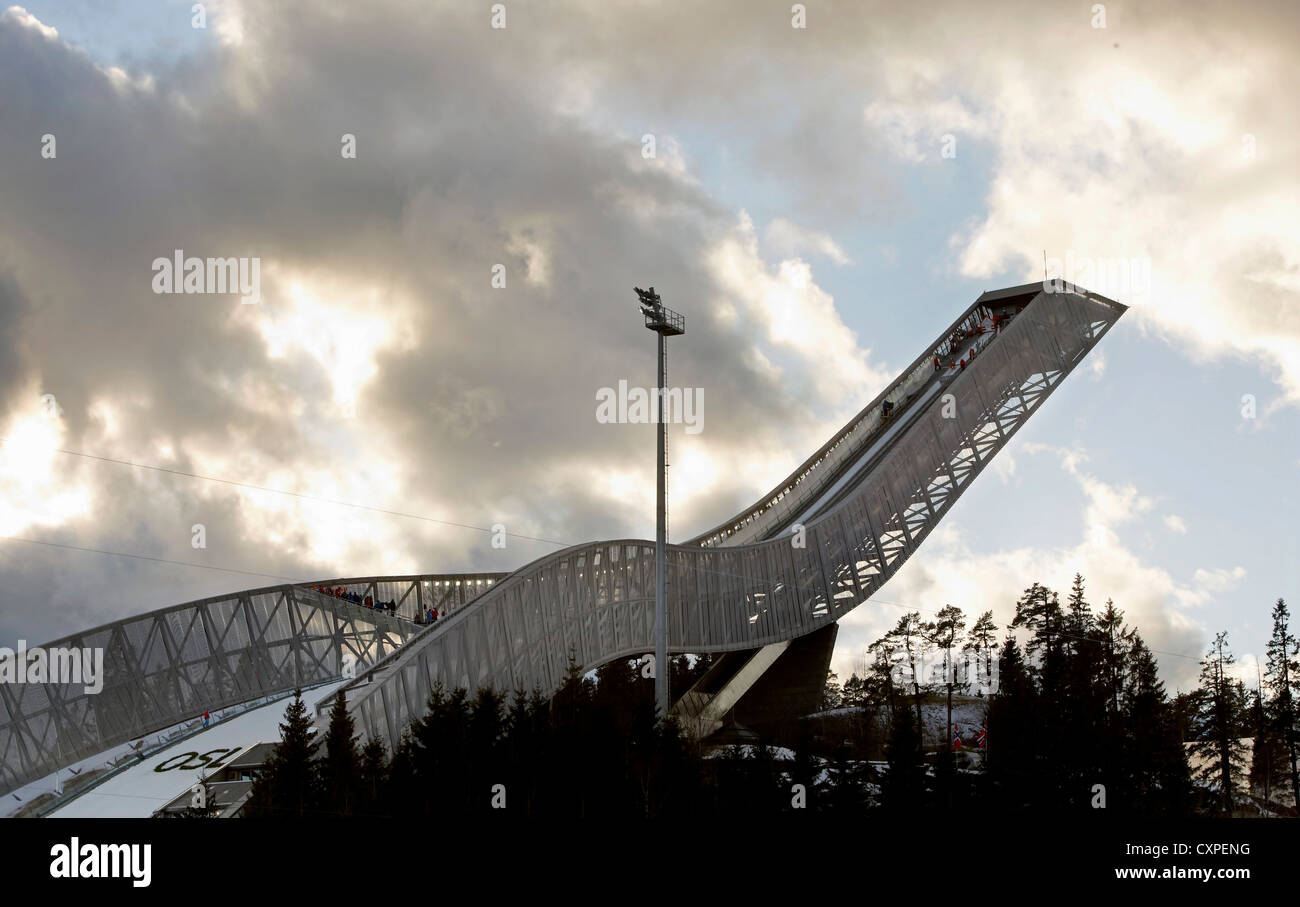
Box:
xmin=0 ymin=283 xmax=1125 ymax=797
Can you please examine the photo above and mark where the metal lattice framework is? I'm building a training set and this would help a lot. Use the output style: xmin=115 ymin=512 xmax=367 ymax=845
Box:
xmin=0 ymin=284 xmax=1125 ymax=796
xmin=338 ymin=286 xmax=1126 ymax=747
xmin=0 ymin=574 xmax=502 ymax=796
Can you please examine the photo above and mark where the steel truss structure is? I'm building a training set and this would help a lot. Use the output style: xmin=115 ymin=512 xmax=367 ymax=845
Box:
xmin=0 ymin=284 xmax=1125 ymax=797
xmin=0 ymin=574 xmax=502 ymax=796
xmin=339 ymin=285 xmax=1126 ymax=747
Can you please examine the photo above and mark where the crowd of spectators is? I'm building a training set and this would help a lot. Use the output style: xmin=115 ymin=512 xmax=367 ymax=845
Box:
xmin=311 ymin=584 xmax=398 ymax=615
xmin=310 ymin=584 xmax=451 ymax=625
xmin=932 ymin=308 xmax=1015 ymax=373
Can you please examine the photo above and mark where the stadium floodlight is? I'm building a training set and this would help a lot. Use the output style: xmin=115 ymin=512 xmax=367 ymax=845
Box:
xmin=636 ymin=285 xmax=685 ymax=719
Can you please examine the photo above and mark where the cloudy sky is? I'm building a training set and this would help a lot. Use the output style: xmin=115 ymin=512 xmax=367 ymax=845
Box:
xmin=1 ymin=0 xmax=1296 ymax=692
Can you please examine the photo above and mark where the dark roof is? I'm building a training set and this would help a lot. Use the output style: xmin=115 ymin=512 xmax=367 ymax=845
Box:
xmin=226 ymin=742 xmax=277 ymax=771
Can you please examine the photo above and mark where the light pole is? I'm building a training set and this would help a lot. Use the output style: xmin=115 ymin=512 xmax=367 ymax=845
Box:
xmin=635 ymin=286 xmax=684 ymax=719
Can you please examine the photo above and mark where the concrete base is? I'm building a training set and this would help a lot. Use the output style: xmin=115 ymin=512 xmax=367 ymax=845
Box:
xmin=675 ymin=622 xmax=838 ymax=738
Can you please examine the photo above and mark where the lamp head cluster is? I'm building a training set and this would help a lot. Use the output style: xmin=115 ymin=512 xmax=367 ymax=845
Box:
xmin=634 ymin=285 xmax=661 ymax=317
xmin=635 ymin=285 xmax=685 ymax=336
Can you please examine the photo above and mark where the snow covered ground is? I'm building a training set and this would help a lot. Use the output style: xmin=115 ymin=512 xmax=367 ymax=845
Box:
xmin=811 ymin=698 xmax=990 ymax=749
xmin=45 ymin=680 xmax=345 ymax=819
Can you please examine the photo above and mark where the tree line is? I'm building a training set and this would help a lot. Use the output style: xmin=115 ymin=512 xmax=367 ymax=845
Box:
xmin=241 ymin=576 xmax=1297 ymax=817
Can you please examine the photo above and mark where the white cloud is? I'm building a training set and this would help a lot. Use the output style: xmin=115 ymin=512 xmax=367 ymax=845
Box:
xmin=763 ymin=217 xmax=851 ymax=266
xmin=864 ymin=94 xmax=986 ymax=163
xmin=0 ymin=389 xmax=92 ymax=537
xmin=3 ymin=6 xmax=57 ymax=41
xmin=706 ymin=211 xmax=891 ymax=413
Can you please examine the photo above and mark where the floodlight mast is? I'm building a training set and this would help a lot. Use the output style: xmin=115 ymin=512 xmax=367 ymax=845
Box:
xmin=634 ymin=286 xmax=684 ymax=719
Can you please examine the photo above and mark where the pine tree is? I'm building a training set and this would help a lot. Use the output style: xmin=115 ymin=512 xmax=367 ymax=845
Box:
xmin=503 ymin=686 xmax=544 ymax=816
xmin=1058 ymin=576 xmax=1107 ymax=807
xmin=986 ymin=634 xmax=1037 ymax=808
xmin=964 ymin=610 xmax=999 ymax=694
xmin=408 ymin=683 xmax=471 ymax=815
xmin=320 ymin=690 xmax=362 ymax=815
xmin=1188 ymin=633 xmax=1250 ymax=814
xmin=670 ymin=652 xmax=710 ymax=698
xmin=1011 ymin=583 xmax=1065 ymax=692
xmin=881 ymin=699 xmax=926 ymax=809
xmin=1263 ymin=598 xmax=1299 ymax=808
xmin=1064 ymin=573 xmax=1094 ymax=657
xmin=865 ymin=634 xmax=902 ymax=713
xmin=1248 ymin=686 xmax=1286 ymax=803
xmin=842 ymin=673 xmax=866 ymax=709
xmin=926 ymin=604 xmax=966 ymax=803
xmin=1095 ymin=599 xmax=1131 ymax=724
xmin=246 ymin=689 xmax=321 ymax=817
xmin=467 ymin=687 xmax=505 ymax=813
xmin=358 ymin=737 xmax=388 ymax=815
xmin=1124 ymin=635 xmax=1192 ymax=813
xmin=885 ymin=611 xmax=930 ymax=746
xmin=548 ymin=655 xmax=597 ymax=818
xmin=821 ymin=671 xmax=843 ymax=711
xmin=1011 ymin=583 xmax=1071 ymax=802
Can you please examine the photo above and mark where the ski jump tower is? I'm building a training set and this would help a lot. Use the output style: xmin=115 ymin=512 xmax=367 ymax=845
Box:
xmin=0 ymin=282 xmax=1125 ymax=796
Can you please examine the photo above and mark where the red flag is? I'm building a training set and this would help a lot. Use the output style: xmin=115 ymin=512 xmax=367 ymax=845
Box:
xmin=952 ymin=723 xmax=962 ymax=751
xmin=977 ymin=723 xmax=987 ymax=750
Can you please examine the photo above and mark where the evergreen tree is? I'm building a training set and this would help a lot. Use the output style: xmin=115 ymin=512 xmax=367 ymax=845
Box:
xmin=358 ymin=737 xmax=388 ymax=815
xmin=926 ymin=604 xmax=966 ymax=804
xmin=670 ymin=652 xmax=711 ymax=697
xmin=320 ymin=690 xmax=362 ymax=815
xmin=821 ymin=671 xmax=843 ymax=711
xmin=885 ymin=611 xmax=930 ymax=746
xmin=502 ymin=686 xmax=545 ymax=816
xmin=1263 ymin=598 xmax=1299 ymax=808
xmin=1095 ymin=599 xmax=1131 ymax=725
xmin=842 ymin=673 xmax=867 ymax=709
xmin=246 ymin=689 xmax=321 ymax=817
xmin=594 ymin=656 xmax=642 ymax=729
xmin=1123 ymin=635 xmax=1192 ymax=813
xmin=467 ymin=687 xmax=505 ymax=811
xmin=1188 ymin=633 xmax=1250 ymax=814
xmin=986 ymin=634 xmax=1037 ymax=808
xmin=1248 ymin=686 xmax=1286 ymax=803
xmin=546 ymin=655 xmax=599 ymax=818
xmin=881 ymin=699 xmax=926 ymax=809
xmin=825 ymin=739 xmax=867 ymax=812
xmin=964 ymin=610 xmax=999 ymax=694
xmin=1064 ymin=573 xmax=1094 ymax=657
xmin=1012 ymin=583 xmax=1070 ymax=803
xmin=1011 ymin=583 xmax=1065 ymax=693
xmin=407 ymin=683 xmax=471 ymax=814
xmin=1060 ymin=576 xmax=1107 ymax=808
xmin=865 ymin=633 xmax=902 ymax=714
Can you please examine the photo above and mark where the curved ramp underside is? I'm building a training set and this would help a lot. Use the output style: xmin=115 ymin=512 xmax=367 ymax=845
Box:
xmin=339 ymin=286 xmax=1126 ymax=747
